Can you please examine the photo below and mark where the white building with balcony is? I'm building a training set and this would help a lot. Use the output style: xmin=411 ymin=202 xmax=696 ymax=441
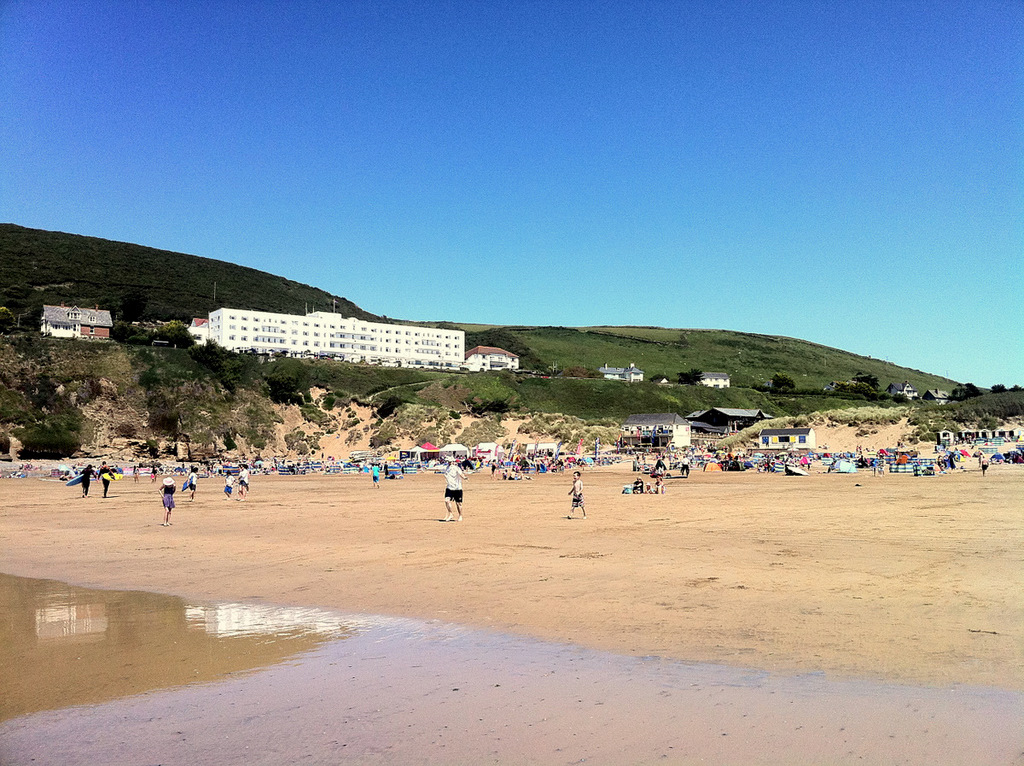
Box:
xmin=699 ymin=372 xmax=730 ymax=388
xmin=205 ymin=308 xmax=465 ymax=368
xmin=464 ymin=345 xmax=519 ymax=372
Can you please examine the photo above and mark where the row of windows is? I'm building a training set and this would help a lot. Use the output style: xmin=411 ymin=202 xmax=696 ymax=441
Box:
xmin=762 ymin=435 xmax=808 ymax=444
xmin=223 ymin=314 xmax=455 ymax=340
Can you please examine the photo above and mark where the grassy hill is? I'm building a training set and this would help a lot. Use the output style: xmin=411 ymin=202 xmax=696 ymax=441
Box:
xmin=1 ymin=224 xmax=962 ymax=395
xmin=0 ymin=224 xmax=382 ymax=324
xmin=461 ymin=325 xmax=961 ymax=395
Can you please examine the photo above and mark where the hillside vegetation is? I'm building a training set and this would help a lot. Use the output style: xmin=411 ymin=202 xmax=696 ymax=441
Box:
xmin=1 ymin=224 xmax=969 ymax=398
xmin=1 ymin=336 xmax=1016 ymax=461
xmin=0 ymin=224 xmax=381 ymax=324
xmin=461 ymin=326 xmax=960 ymax=394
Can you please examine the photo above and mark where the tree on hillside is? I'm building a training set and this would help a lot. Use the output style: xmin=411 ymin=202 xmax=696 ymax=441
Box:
xmin=0 ymin=306 xmax=14 ymax=334
xmin=119 ymin=292 xmax=148 ymax=323
xmin=852 ymin=372 xmax=880 ymax=390
xmin=677 ymin=368 xmax=703 ymax=385
xmin=951 ymin=383 xmax=983 ymax=401
xmin=990 ymin=384 xmax=1007 ymax=394
xmin=562 ymin=366 xmax=601 ymax=379
xmin=154 ymin=320 xmax=195 ymax=348
xmin=771 ymin=373 xmax=796 ymax=391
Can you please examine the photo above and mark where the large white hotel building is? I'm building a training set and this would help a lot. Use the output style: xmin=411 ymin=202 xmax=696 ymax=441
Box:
xmin=199 ymin=308 xmax=465 ymax=369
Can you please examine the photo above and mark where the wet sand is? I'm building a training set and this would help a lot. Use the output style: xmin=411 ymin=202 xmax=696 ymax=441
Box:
xmin=3 ymin=464 xmax=1021 ymax=690
xmin=4 ymin=600 xmax=1021 ymax=766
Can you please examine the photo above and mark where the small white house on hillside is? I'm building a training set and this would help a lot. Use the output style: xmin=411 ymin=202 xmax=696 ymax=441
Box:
xmin=886 ymin=381 xmax=919 ymax=399
xmin=599 ymin=363 xmax=644 ymax=382
xmin=40 ymin=305 xmax=113 ymax=339
xmin=464 ymin=345 xmax=519 ymax=372
xmin=700 ymin=372 xmax=730 ymax=388
xmin=189 ymin=317 xmax=210 ymax=344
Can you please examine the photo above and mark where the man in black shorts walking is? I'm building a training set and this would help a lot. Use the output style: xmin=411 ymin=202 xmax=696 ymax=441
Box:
xmin=443 ymin=460 xmax=466 ymax=521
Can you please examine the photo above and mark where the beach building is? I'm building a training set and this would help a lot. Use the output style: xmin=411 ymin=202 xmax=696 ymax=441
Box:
xmin=598 ymin=363 xmax=644 ymax=382
xmin=464 ymin=346 xmax=519 ymax=372
xmin=687 ymin=408 xmax=772 ymax=434
xmin=699 ymin=372 xmax=731 ymax=389
xmin=40 ymin=304 xmax=112 ymax=339
xmin=759 ymin=427 xmax=816 ymax=450
xmin=886 ymin=381 xmax=919 ymax=399
xmin=189 ymin=317 xmax=210 ymax=344
xmin=922 ymin=389 xmax=950 ymax=405
xmin=204 ymin=308 xmax=465 ymax=368
xmin=620 ymin=414 xmax=691 ymax=449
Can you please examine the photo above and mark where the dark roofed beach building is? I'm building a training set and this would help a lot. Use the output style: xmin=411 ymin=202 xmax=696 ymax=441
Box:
xmin=621 ymin=413 xmax=691 ymax=450
xmin=686 ymin=407 xmax=772 ymax=434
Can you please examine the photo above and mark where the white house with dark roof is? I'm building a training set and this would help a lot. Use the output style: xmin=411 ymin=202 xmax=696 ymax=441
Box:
xmin=621 ymin=413 xmax=691 ymax=449
xmin=886 ymin=381 xmax=919 ymax=399
xmin=699 ymin=372 xmax=730 ymax=389
xmin=464 ymin=345 xmax=519 ymax=372
xmin=598 ymin=363 xmax=644 ymax=382
xmin=40 ymin=304 xmax=113 ymax=339
xmin=759 ymin=427 xmax=816 ymax=450
xmin=922 ymin=389 xmax=950 ymax=405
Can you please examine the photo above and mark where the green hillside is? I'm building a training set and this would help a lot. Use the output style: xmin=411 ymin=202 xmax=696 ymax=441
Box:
xmin=0 ymin=224 xmax=381 ymax=324
xmin=461 ymin=326 xmax=961 ymax=394
xmin=1 ymin=224 xmax=963 ymax=394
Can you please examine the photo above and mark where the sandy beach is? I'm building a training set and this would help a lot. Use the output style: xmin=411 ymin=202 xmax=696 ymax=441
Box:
xmin=3 ymin=462 xmax=1021 ymax=692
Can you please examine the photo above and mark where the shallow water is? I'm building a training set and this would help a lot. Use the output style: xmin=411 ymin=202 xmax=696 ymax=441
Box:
xmin=1 ymin=574 xmax=1021 ymax=765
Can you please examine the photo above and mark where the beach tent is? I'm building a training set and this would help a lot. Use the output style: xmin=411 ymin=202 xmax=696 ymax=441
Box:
xmin=835 ymin=460 xmax=857 ymax=473
xmin=704 ymin=462 xmax=722 ymax=472
xmin=418 ymin=442 xmax=441 ymax=459
xmin=526 ymin=442 xmax=559 ymax=456
xmin=440 ymin=443 xmax=469 ymax=459
xmin=474 ymin=442 xmax=503 ymax=459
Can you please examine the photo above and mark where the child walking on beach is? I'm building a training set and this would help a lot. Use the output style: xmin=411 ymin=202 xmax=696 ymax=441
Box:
xmin=568 ymin=471 xmax=586 ymax=519
xmin=224 ymin=474 xmax=234 ymax=499
xmin=159 ymin=477 xmax=176 ymax=526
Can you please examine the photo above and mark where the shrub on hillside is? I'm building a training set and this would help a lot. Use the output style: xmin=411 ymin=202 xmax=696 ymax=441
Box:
xmin=457 ymin=416 xmax=507 ymax=446
xmin=263 ymin=359 xmax=308 ymax=405
xmin=15 ymin=420 xmax=81 ymax=458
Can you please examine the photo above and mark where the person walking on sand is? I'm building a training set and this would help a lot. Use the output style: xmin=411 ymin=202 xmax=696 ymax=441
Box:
xmin=159 ymin=477 xmax=176 ymax=526
xmin=99 ymin=461 xmax=112 ymax=498
xmin=568 ymin=470 xmax=586 ymax=519
xmin=80 ymin=464 xmax=94 ymax=498
xmin=224 ymin=474 xmax=234 ymax=499
xmin=443 ymin=460 xmax=466 ymax=521
xmin=184 ymin=466 xmax=199 ymax=501
xmin=371 ymin=463 xmax=380 ymax=489
xmin=980 ymin=453 xmax=990 ymax=477
xmin=132 ymin=464 xmax=140 ymax=483
xmin=237 ymin=466 xmax=250 ymax=501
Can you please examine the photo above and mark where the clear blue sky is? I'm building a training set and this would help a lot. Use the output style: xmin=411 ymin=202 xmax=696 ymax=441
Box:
xmin=2 ymin=1 xmax=1021 ymax=386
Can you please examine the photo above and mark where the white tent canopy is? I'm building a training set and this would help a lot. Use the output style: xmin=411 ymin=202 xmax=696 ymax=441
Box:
xmin=526 ymin=442 xmax=559 ymax=454
xmin=440 ymin=443 xmax=470 ymax=457
xmin=474 ymin=442 xmax=504 ymax=456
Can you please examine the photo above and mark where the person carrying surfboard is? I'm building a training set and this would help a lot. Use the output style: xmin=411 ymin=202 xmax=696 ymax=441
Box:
xmin=100 ymin=462 xmax=112 ymax=498
xmin=80 ymin=464 xmax=94 ymax=498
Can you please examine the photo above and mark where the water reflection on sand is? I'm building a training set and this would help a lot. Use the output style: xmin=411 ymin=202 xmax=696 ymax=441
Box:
xmin=2 ymin=573 xmax=1021 ymax=765
xmin=0 ymin=573 xmax=350 ymax=722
